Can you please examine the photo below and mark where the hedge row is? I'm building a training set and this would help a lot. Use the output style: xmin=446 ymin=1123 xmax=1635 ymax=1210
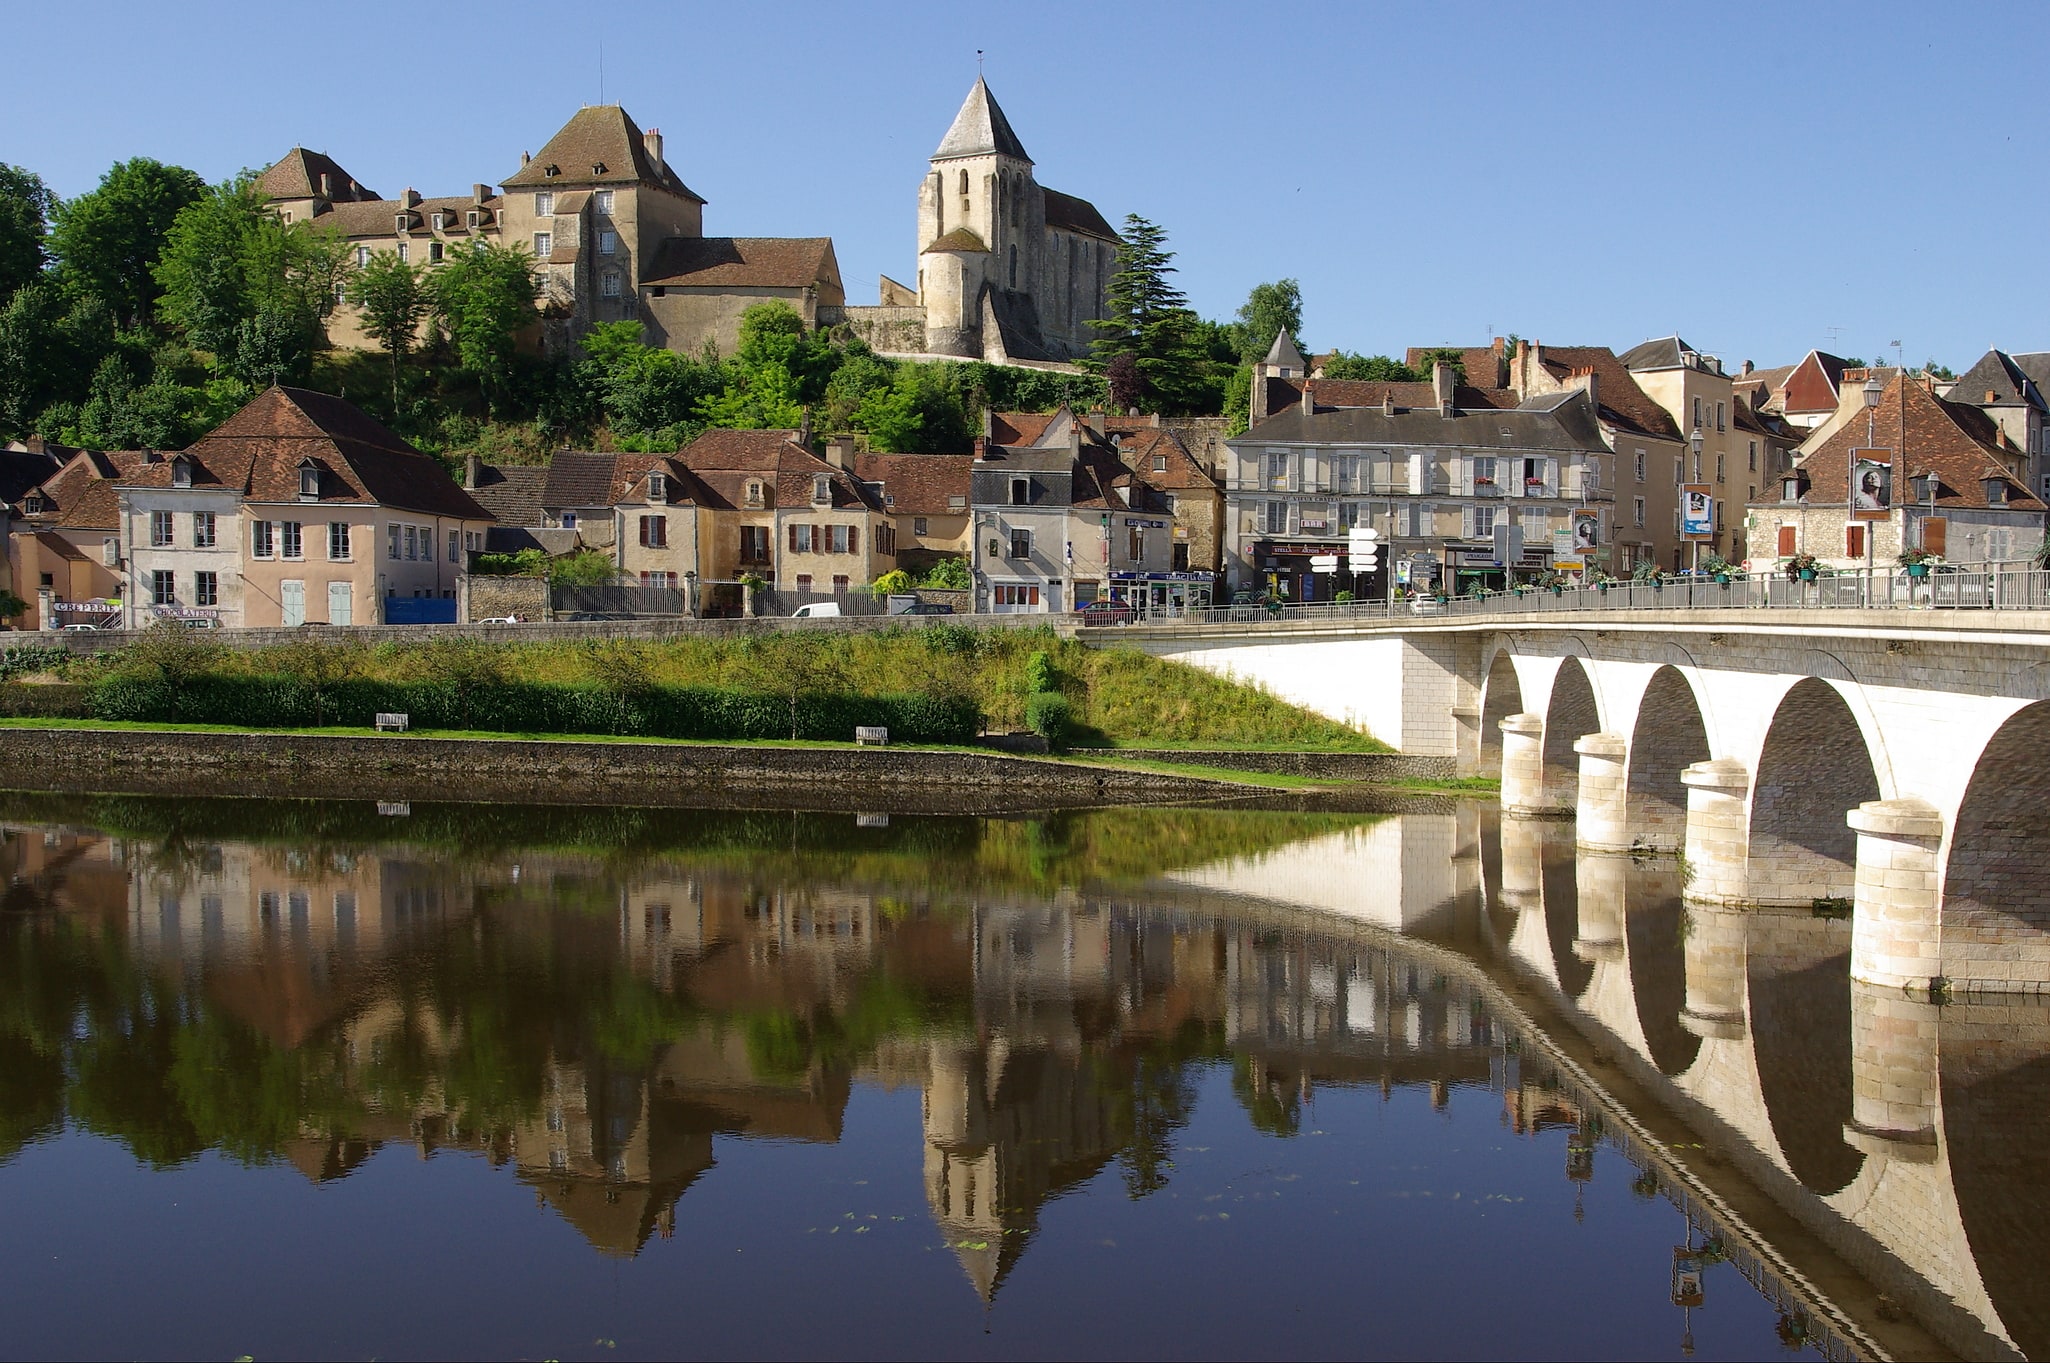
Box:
xmin=89 ymin=675 xmax=982 ymax=745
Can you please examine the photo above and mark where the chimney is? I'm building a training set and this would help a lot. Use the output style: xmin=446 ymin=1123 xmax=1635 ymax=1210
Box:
xmin=1250 ymin=375 xmax=1271 ymax=425
xmin=1740 ymin=359 xmax=1754 ymax=376
xmin=521 ymin=151 xmax=532 ymax=166
xmin=1432 ymin=361 xmax=1456 ymax=416
xmin=473 ymin=183 xmax=489 ymax=204
xmin=401 ymin=187 xmax=421 ymax=208
xmin=24 ymin=436 xmax=45 ymax=455
xmin=318 ymin=171 xmax=333 ymax=198
xmin=464 ymin=454 xmax=481 ymax=489
xmin=1299 ymin=383 xmax=1314 ymax=416
xmin=645 ymin=127 xmax=664 ymax=168
xmin=1382 ymin=392 xmax=1395 ymax=417
xmin=824 ymin=436 xmax=855 ymax=470
xmin=1568 ymin=365 xmax=1599 ymax=413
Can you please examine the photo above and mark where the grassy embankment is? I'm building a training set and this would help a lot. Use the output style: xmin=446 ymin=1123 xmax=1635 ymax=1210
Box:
xmin=0 ymin=626 xmax=1387 ymax=754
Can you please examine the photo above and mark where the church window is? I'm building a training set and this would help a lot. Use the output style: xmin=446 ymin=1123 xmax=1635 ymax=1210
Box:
xmin=958 ymin=169 xmax=969 ymax=195
xmin=599 ymin=230 xmax=617 ymax=255
xmin=1011 ymin=185 xmax=1020 ymax=227
xmin=1009 ymin=244 xmax=1017 ymax=289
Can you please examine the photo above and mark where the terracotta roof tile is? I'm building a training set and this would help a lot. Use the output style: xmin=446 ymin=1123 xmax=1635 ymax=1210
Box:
xmin=501 ymin=106 xmax=704 ymax=202
xmin=851 ymin=453 xmax=972 ymax=515
xmin=643 ymin=237 xmax=837 ymax=289
xmin=1792 ymin=375 xmax=2044 ymax=512
xmin=258 ymin=148 xmax=378 ymax=202
xmin=1531 ymin=345 xmax=1683 ymax=441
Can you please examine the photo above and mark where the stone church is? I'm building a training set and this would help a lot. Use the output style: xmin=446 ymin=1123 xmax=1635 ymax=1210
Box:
xmin=841 ymin=79 xmax=1121 ymax=366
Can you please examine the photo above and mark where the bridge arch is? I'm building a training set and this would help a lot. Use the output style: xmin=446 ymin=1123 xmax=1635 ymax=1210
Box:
xmin=1941 ymin=701 xmax=2050 ymax=985
xmin=1623 ymin=864 xmax=1700 ymax=1076
xmin=1624 ymin=666 xmax=1710 ymax=852
xmin=1746 ymin=915 xmax=1863 ymax=1195
xmin=1747 ymin=679 xmax=1881 ymax=906
xmin=1540 ymin=657 xmax=1599 ymax=811
xmin=1478 ymin=648 xmax=1525 ymax=776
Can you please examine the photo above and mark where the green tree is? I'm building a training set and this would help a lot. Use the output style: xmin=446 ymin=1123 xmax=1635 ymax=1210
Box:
xmin=155 ymin=174 xmax=324 ymax=384
xmin=577 ymin=321 xmax=720 ymax=443
xmin=1321 ymin=352 xmax=1420 ymax=382
xmin=0 ymin=280 xmax=114 ymax=437
xmin=698 ymin=301 xmax=831 ymax=430
xmin=1085 ymin=215 xmax=1219 ymax=415
xmin=430 ymin=241 xmax=541 ymax=416
xmin=347 ymin=250 xmax=430 ymax=409
xmin=1231 ymin=279 xmax=1303 ymax=362
xmin=0 ymin=164 xmax=53 ymax=305
xmin=1410 ymin=347 xmax=1465 ymax=380
xmin=854 ymin=362 xmax=972 ymax=453
xmin=48 ymin=158 xmax=206 ymax=329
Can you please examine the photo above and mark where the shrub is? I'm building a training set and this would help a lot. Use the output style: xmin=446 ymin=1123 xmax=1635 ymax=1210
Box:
xmin=1025 ymin=691 xmax=1073 ymax=749
xmin=1024 ymin=650 xmax=1056 ymax=694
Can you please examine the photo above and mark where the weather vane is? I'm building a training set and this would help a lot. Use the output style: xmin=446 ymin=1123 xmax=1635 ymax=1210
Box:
xmin=977 ymin=49 xmax=985 ymax=75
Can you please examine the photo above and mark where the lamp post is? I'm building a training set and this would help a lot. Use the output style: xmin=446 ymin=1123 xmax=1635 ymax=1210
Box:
xmin=1860 ymin=375 xmax=1884 ymax=600
xmin=1688 ymin=428 xmax=1704 ymax=573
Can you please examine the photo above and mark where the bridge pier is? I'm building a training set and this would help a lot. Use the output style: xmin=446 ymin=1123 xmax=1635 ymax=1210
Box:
xmin=1848 ymin=797 xmax=1946 ymax=992
xmin=1681 ymin=758 xmax=1753 ymax=903
xmin=1844 ymin=982 xmax=1941 ymax=1163
xmin=1572 ymin=850 xmax=1627 ymax=964
xmin=1498 ymin=816 xmax=1545 ymax=913
xmin=1680 ymin=903 xmax=1748 ymax=1040
xmin=1499 ymin=714 xmax=1560 ymax=817
xmin=1572 ymin=733 xmax=1631 ymax=851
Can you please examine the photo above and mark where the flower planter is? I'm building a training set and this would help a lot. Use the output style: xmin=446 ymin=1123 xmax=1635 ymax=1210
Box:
xmin=1906 ymin=563 xmax=1930 ymax=580
xmin=1798 ymin=568 xmax=1817 ymax=582
xmin=1714 ymin=573 xmax=1731 ymax=585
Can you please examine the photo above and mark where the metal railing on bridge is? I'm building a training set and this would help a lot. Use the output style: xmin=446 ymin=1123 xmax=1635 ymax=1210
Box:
xmin=1081 ymin=561 xmax=2050 ymax=632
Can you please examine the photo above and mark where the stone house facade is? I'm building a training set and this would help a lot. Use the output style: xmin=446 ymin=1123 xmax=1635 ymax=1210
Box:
xmin=849 ymin=447 xmax=973 ymax=576
xmin=10 ymin=447 xmax=137 ymax=629
xmin=1229 ymin=349 xmax=1615 ymax=600
xmin=1749 ymin=372 xmax=2047 ymax=570
xmin=114 ymin=387 xmax=492 ymax=629
xmin=1620 ymin=335 xmax=1754 ymax=564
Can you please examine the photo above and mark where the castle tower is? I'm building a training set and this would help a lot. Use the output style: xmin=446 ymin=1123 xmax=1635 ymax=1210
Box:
xmin=919 ymin=78 xmax=1045 ymax=358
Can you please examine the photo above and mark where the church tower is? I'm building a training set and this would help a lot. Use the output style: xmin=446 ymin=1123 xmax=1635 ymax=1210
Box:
xmin=918 ymin=78 xmax=1044 ymax=358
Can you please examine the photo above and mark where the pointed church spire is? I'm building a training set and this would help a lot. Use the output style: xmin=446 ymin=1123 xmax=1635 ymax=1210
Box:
xmin=1263 ymin=329 xmax=1307 ymax=372
xmin=934 ymin=77 xmax=1032 ymax=164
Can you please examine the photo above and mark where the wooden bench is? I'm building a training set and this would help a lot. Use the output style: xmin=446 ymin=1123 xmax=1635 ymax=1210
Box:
xmin=375 ymin=713 xmax=410 ymax=733
xmin=854 ymin=726 xmax=889 ymax=746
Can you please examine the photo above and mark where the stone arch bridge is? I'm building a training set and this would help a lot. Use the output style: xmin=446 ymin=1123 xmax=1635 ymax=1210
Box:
xmin=1107 ymin=608 xmax=2050 ymax=997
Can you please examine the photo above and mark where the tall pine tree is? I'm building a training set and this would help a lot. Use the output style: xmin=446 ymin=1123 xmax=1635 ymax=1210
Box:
xmin=1085 ymin=215 xmax=1217 ymax=415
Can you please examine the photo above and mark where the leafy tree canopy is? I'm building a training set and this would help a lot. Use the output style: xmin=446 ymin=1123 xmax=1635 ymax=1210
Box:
xmin=49 ymin=158 xmax=206 ymax=329
xmin=0 ymin=164 xmax=53 ymax=306
xmin=1231 ymin=279 xmax=1302 ymax=362
xmin=1321 ymin=352 xmax=1421 ymax=382
xmin=430 ymin=241 xmax=541 ymax=415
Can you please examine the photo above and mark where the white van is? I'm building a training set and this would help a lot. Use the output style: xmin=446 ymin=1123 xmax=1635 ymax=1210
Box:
xmin=790 ymin=602 xmax=842 ymax=618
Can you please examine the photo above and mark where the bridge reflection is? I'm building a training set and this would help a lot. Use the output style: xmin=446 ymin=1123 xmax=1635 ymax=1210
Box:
xmin=1 ymin=800 xmax=2044 ymax=1357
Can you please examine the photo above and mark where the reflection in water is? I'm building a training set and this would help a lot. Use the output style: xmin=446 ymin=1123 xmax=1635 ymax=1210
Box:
xmin=0 ymin=793 xmax=2045 ymax=1358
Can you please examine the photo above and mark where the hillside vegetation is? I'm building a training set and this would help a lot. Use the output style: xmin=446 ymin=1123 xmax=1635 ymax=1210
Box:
xmin=20 ymin=626 xmax=1386 ymax=751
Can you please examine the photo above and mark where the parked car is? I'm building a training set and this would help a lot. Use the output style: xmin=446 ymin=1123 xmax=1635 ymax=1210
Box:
xmin=790 ymin=602 xmax=842 ymax=618
xmin=1409 ymin=594 xmax=1445 ymax=616
xmin=477 ymin=615 xmax=524 ymax=625
xmin=1078 ymin=601 xmax=1134 ymax=626
xmin=178 ymin=617 xmax=219 ymax=629
xmin=61 ymin=622 xmax=104 ymax=632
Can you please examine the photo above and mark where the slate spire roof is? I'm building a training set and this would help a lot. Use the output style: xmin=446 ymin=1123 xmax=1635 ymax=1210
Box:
xmin=933 ymin=77 xmax=1032 ymax=164
xmin=1264 ymin=330 xmax=1307 ymax=371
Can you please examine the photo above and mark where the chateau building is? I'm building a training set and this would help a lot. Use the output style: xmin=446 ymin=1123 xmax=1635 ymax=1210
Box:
xmin=260 ymin=107 xmax=844 ymax=360
xmin=839 ymin=80 xmax=1120 ymax=366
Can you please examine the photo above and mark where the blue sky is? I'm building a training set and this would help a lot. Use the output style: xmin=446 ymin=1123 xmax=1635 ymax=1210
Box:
xmin=11 ymin=0 xmax=2043 ymax=370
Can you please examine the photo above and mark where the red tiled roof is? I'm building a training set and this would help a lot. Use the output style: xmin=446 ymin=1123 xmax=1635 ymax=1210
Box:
xmin=1779 ymin=351 xmax=1847 ymax=417
xmin=138 ymin=387 xmax=491 ymax=520
xmin=258 ymin=148 xmax=378 ymax=202
xmin=1531 ymin=345 xmax=1684 ymax=441
xmin=642 ymin=237 xmax=837 ymax=290
xmin=675 ymin=429 xmax=881 ymax=513
xmin=1793 ymin=375 xmax=2044 ymax=512
xmin=851 ymin=453 xmax=971 ymax=516
xmin=501 ymin=106 xmax=703 ymax=202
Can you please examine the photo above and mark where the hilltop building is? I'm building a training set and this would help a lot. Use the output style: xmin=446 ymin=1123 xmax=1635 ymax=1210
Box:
xmin=837 ymin=79 xmax=1120 ymax=367
xmin=259 ymin=107 xmax=844 ymax=360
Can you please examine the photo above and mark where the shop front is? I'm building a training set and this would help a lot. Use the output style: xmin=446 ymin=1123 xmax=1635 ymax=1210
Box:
xmin=1103 ymin=571 xmax=1214 ymax=619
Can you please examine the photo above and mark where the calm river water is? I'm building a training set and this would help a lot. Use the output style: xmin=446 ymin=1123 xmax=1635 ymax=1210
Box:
xmin=0 ymin=791 xmax=2039 ymax=1360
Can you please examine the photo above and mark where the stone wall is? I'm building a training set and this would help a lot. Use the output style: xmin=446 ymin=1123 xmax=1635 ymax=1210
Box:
xmin=834 ymin=305 xmax=928 ymax=355
xmin=1160 ymin=416 xmax=1234 ymax=480
xmin=460 ymin=574 xmax=551 ymax=623
xmin=0 ymin=727 xmax=1249 ymax=808
xmin=1100 ymin=749 xmax=1454 ymax=780
xmin=17 ymin=610 xmax=1070 ymax=657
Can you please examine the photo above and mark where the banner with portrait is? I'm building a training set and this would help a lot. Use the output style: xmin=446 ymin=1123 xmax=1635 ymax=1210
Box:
xmin=1852 ymin=452 xmax=1892 ymax=520
xmin=1571 ymin=509 xmax=1600 ymax=551
xmin=1680 ymin=485 xmax=1714 ymax=539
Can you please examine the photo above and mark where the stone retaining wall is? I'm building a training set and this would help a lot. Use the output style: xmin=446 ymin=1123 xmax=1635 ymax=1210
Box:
xmin=1099 ymin=749 xmax=1455 ymax=780
xmin=0 ymin=728 xmax=1245 ymax=806
xmin=16 ymin=611 xmax=1070 ymax=656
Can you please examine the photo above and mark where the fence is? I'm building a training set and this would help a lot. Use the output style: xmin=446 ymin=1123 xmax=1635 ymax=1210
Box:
xmin=551 ymin=585 xmax=690 ymax=618
xmin=1087 ymin=561 xmax=2050 ymax=632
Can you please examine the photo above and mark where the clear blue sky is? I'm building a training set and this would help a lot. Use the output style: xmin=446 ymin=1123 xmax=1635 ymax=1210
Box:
xmin=12 ymin=0 xmax=2043 ymax=371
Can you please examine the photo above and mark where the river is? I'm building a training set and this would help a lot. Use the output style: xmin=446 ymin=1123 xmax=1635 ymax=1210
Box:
xmin=0 ymin=791 xmax=2037 ymax=1360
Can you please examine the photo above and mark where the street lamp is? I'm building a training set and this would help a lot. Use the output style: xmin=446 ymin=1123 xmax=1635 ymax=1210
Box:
xmin=1688 ymin=428 xmax=1704 ymax=572
xmin=1859 ymin=374 xmax=1885 ymax=592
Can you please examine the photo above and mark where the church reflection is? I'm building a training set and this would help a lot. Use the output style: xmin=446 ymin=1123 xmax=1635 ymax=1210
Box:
xmin=2 ymin=799 xmax=2048 ymax=1357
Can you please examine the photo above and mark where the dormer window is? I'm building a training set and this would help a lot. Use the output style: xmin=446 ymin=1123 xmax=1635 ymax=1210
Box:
xmin=171 ymin=457 xmax=193 ymax=489
xmin=1010 ymin=477 xmax=1030 ymax=506
xmin=22 ymin=491 xmax=45 ymax=514
xmin=1910 ymin=473 xmax=1938 ymax=502
xmin=394 ymin=213 xmax=411 ymax=235
xmin=1781 ymin=475 xmax=1803 ymax=503
xmin=543 ymin=165 xmax=560 ymax=179
xmin=591 ymin=162 xmax=607 ymax=175
xmin=647 ymin=471 xmax=667 ymax=503
xmin=298 ymin=461 xmax=321 ymax=500
xmin=744 ymin=480 xmax=765 ymax=508
xmin=466 ymin=209 xmax=483 ymax=230
xmin=1986 ymin=477 xmax=2009 ymax=506
xmin=813 ymin=474 xmax=832 ymax=505
xmin=432 ymin=212 xmax=449 ymax=231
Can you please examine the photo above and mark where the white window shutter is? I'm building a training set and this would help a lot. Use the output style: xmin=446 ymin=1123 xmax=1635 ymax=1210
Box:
xmin=1286 ymin=502 xmax=1301 ymax=535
